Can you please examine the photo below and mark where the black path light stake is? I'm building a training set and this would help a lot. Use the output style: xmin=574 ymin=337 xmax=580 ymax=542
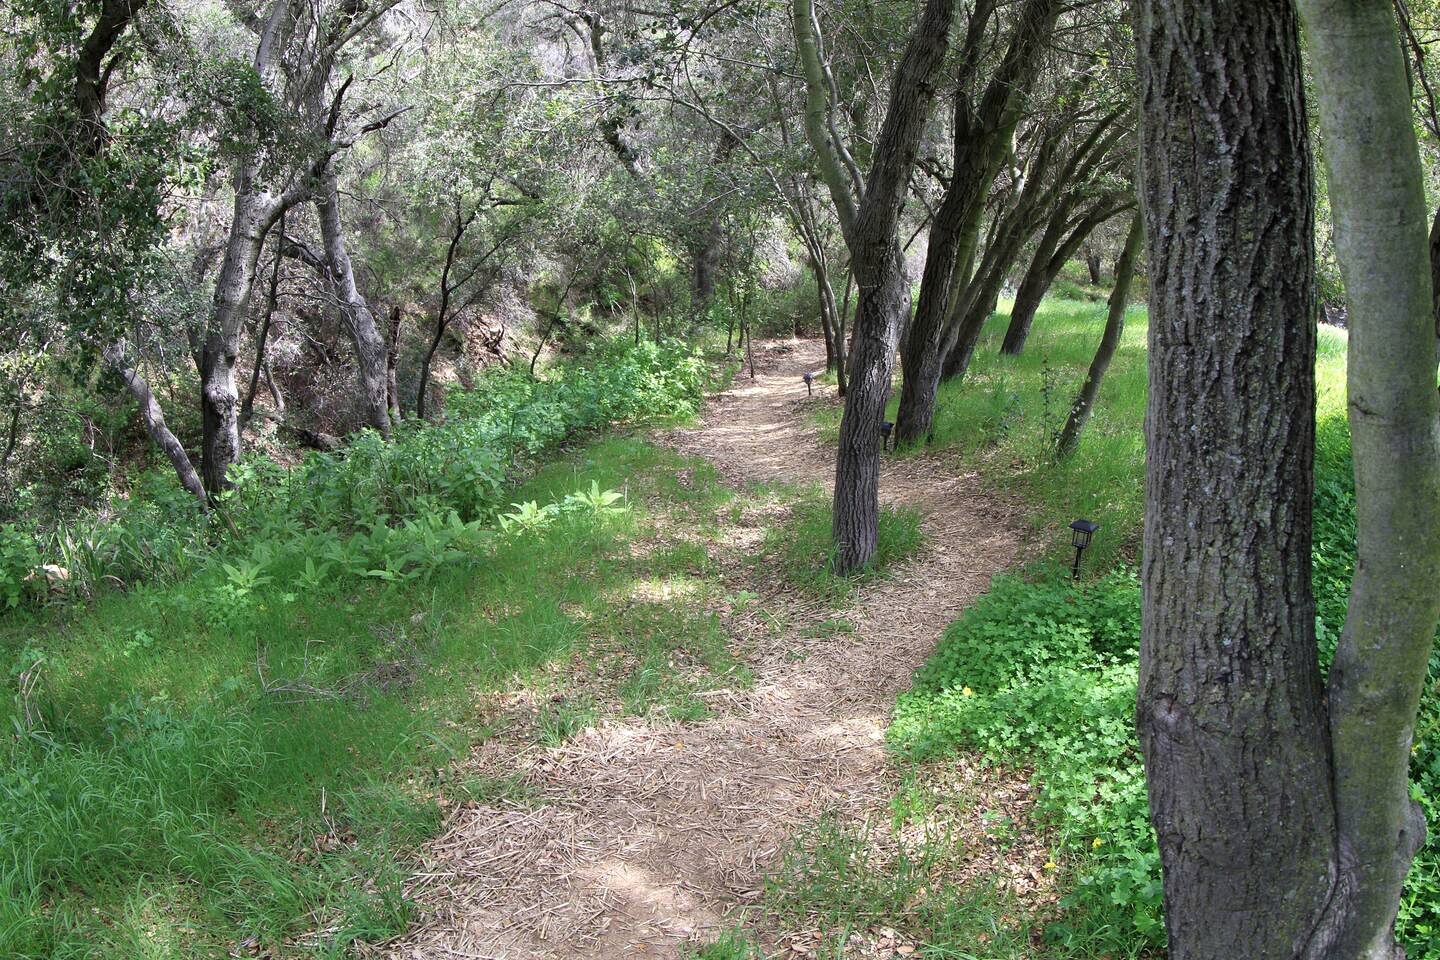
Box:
xmin=880 ymin=421 xmax=895 ymax=452
xmin=1069 ymin=519 xmax=1099 ymax=580
xmin=803 ymin=371 xmax=814 ymax=396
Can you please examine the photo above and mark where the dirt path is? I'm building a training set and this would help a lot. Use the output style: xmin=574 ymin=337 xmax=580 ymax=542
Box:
xmin=382 ymin=339 xmax=1024 ymax=959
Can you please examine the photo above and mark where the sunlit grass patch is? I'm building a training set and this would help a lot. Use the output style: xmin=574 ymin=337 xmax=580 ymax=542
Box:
xmin=0 ymin=433 xmax=753 ymax=957
xmin=761 ymin=494 xmax=927 ymax=599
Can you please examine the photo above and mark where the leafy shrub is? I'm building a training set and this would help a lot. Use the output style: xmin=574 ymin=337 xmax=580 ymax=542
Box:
xmin=889 ymin=569 xmax=1160 ymax=953
xmin=0 ymin=338 xmax=704 ymax=614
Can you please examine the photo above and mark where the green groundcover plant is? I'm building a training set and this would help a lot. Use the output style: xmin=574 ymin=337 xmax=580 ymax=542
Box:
xmin=890 ymin=411 xmax=1440 ymax=958
xmin=0 ymin=338 xmax=705 ymax=613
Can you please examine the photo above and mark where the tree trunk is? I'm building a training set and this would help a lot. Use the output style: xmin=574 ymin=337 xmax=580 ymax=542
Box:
xmin=386 ymin=305 xmax=402 ymax=422
xmin=813 ymin=253 xmax=838 ymax=370
xmin=241 ymin=222 xmax=284 ymax=432
xmin=105 ymin=340 xmax=207 ymax=504
xmin=1054 ymin=214 xmax=1140 ymax=459
xmin=1134 ymin=2 xmax=1337 ymax=957
xmin=794 ymin=0 xmax=957 ymax=573
xmin=315 ymin=162 xmax=391 ymax=438
xmin=200 ymin=193 xmax=275 ymax=494
xmin=836 ymin=267 xmax=851 ymax=396
xmin=894 ymin=0 xmax=1061 ymax=445
xmin=1297 ymin=1 xmax=1440 ymax=955
xmin=1085 ymin=250 xmax=1102 ymax=284
xmin=1003 ymin=198 xmax=1131 ymax=356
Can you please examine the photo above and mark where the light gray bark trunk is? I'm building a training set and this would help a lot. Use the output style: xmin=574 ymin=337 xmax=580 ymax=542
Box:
xmin=105 ymin=340 xmax=207 ymax=504
xmin=316 ymin=162 xmax=392 ymax=438
xmin=1297 ymin=1 xmax=1440 ymax=956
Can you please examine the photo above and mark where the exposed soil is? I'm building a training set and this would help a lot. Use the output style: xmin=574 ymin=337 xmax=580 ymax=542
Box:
xmin=379 ymin=339 xmax=1027 ymax=960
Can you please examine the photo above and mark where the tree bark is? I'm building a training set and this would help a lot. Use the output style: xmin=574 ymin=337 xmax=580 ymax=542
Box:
xmin=1085 ymin=249 xmax=1102 ymax=284
xmin=1134 ymin=2 xmax=1337 ymax=957
xmin=1003 ymin=196 xmax=1132 ymax=356
xmin=1296 ymin=1 xmax=1440 ymax=955
xmin=241 ymin=221 xmax=284 ymax=432
xmin=894 ymin=0 xmax=1060 ymax=445
xmin=315 ymin=162 xmax=391 ymax=438
xmin=1054 ymin=213 xmax=1140 ymax=459
xmin=386 ymin=305 xmax=402 ymax=421
xmin=105 ymin=340 xmax=207 ymax=504
xmin=201 ymin=196 xmax=275 ymax=493
xmin=795 ymin=0 xmax=957 ymax=573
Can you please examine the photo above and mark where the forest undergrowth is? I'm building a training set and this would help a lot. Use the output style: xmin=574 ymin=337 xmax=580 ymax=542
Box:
xmin=0 ymin=340 xmax=730 ymax=957
xmin=799 ymin=294 xmax=1440 ymax=960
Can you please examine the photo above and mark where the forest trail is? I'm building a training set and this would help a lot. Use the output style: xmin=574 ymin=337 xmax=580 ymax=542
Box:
xmin=381 ymin=339 xmax=1025 ymax=959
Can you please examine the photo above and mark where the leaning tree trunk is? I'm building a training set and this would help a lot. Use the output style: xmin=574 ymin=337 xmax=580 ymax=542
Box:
xmin=1054 ymin=213 xmax=1140 ymax=459
xmin=1297 ymin=0 xmax=1440 ymax=955
xmin=1134 ymin=2 xmax=1337 ymax=957
xmin=105 ymin=341 xmax=207 ymax=504
xmin=894 ymin=0 xmax=1060 ymax=445
xmin=1003 ymin=198 xmax=1129 ymax=356
xmin=316 ymin=162 xmax=391 ymax=438
xmin=794 ymin=0 xmax=957 ymax=573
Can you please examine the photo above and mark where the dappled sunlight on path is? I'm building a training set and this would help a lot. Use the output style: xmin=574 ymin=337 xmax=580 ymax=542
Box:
xmin=378 ymin=340 xmax=1024 ymax=959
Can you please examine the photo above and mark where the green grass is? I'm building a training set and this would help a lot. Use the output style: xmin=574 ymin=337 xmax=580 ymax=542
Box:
xmin=0 ymin=435 xmax=756 ymax=958
xmin=764 ymin=808 xmax=1037 ymax=959
xmin=814 ymin=297 xmax=1348 ymax=572
xmin=683 ymin=929 xmax=767 ymax=959
xmin=760 ymin=490 xmax=927 ymax=599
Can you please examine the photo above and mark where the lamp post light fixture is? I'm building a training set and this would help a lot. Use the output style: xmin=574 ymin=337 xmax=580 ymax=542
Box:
xmin=880 ymin=421 xmax=895 ymax=452
xmin=803 ymin=371 xmax=814 ymax=396
xmin=1069 ymin=519 xmax=1099 ymax=580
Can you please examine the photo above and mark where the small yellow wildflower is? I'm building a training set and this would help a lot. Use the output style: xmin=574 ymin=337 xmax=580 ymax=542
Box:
xmin=1044 ymin=860 xmax=1058 ymax=872
xmin=961 ymin=686 xmax=974 ymax=697
xmin=1092 ymin=837 xmax=1105 ymax=849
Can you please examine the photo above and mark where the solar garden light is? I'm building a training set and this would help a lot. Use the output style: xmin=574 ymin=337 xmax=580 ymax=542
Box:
xmin=880 ymin=420 xmax=895 ymax=452
xmin=1069 ymin=519 xmax=1099 ymax=580
xmin=803 ymin=371 xmax=814 ymax=396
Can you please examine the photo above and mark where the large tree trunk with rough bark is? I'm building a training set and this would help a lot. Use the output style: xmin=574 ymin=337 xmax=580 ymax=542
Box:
xmin=1054 ymin=213 xmax=1140 ymax=459
xmin=1296 ymin=1 xmax=1440 ymax=955
xmin=316 ymin=163 xmax=391 ymax=438
xmin=1134 ymin=2 xmax=1336 ymax=955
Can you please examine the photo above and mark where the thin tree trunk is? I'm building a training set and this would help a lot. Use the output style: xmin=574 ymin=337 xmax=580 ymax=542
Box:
xmin=1054 ymin=214 xmax=1140 ymax=459
xmin=386 ymin=305 xmax=402 ymax=421
xmin=1085 ymin=250 xmax=1102 ymax=284
xmin=1134 ymin=2 xmax=1337 ymax=956
xmin=315 ymin=162 xmax=391 ymax=438
xmin=105 ymin=340 xmax=207 ymax=504
xmin=241 ymin=219 xmax=284 ymax=432
xmin=835 ymin=267 xmax=851 ymax=396
xmin=1297 ymin=0 xmax=1440 ymax=954
xmin=1003 ymin=198 xmax=1132 ymax=356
